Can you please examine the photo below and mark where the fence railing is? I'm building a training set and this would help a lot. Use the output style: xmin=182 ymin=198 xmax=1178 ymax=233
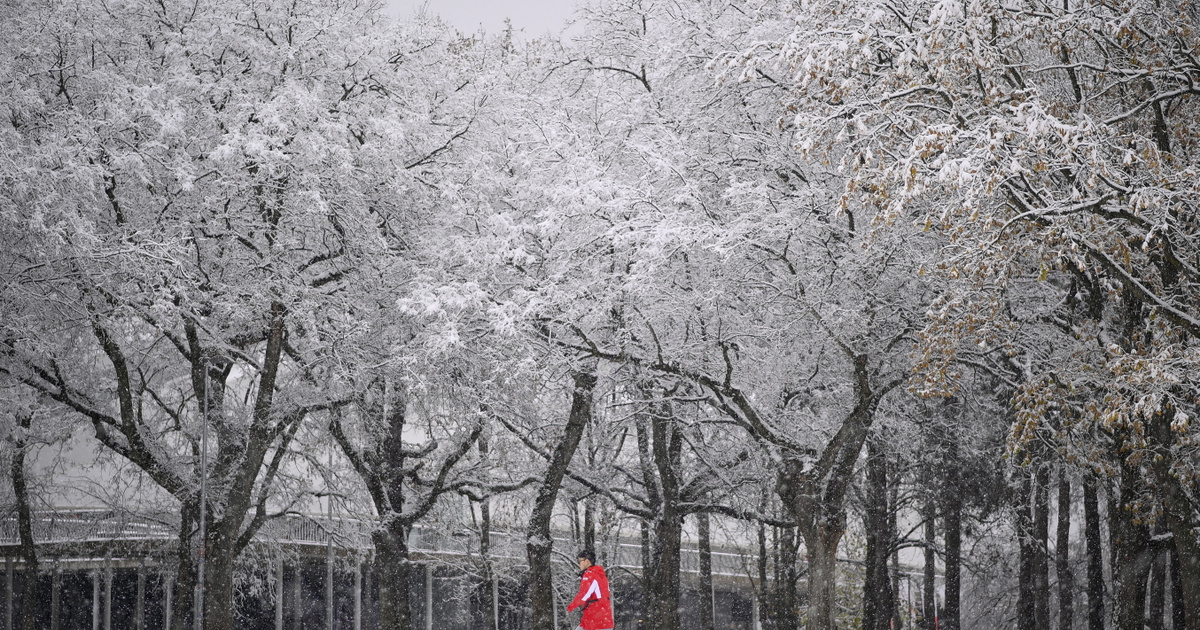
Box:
xmin=0 ymin=509 xmax=759 ymax=578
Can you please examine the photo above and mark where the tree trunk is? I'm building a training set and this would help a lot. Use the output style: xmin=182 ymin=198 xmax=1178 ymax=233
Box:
xmin=206 ymin=529 xmax=240 ymax=630
xmin=756 ymin=518 xmax=769 ymax=630
xmin=1083 ymin=478 xmax=1104 ymax=630
xmin=376 ymin=525 xmax=415 ymax=630
xmin=890 ymin=479 xmax=903 ymax=630
xmin=171 ymin=500 xmax=199 ymax=630
xmin=777 ymin=526 xmax=800 ymax=630
xmin=1035 ymin=465 xmax=1052 ymax=630
xmin=1171 ymin=548 xmax=1185 ymax=630
xmin=776 ymin=354 xmax=880 ymax=630
xmin=943 ymin=487 xmax=961 ymax=630
xmin=1057 ymin=469 xmax=1074 ymax=630
xmin=583 ymin=497 xmax=596 ymax=554
xmin=1148 ymin=546 xmax=1166 ymax=630
xmin=863 ymin=436 xmax=894 ymax=630
xmin=698 ymin=512 xmax=715 ymax=630
xmin=478 ymin=437 xmax=498 ymax=630
xmin=801 ymin=522 xmax=845 ymax=630
xmin=922 ymin=507 xmax=935 ymax=630
xmin=1017 ymin=471 xmax=1037 ymax=630
xmin=642 ymin=518 xmax=654 ymax=614
xmin=1149 ymin=406 xmax=1200 ymax=630
xmin=527 ymin=370 xmax=596 ymax=630
xmin=642 ymin=398 xmax=684 ymax=630
xmin=11 ymin=411 xmax=39 ymax=630
xmin=1109 ymin=463 xmax=1152 ymax=630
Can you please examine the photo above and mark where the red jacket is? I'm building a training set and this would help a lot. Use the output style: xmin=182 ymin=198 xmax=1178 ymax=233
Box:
xmin=567 ymin=564 xmax=613 ymax=630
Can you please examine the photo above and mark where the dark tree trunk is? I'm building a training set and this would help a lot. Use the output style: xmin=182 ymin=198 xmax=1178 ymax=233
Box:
xmin=376 ymin=525 xmax=415 ymax=630
xmin=478 ymin=437 xmax=497 ymax=630
xmin=943 ymin=489 xmax=961 ymax=630
xmin=11 ymin=411 xmax=39 ymax=630
xmin=1171 ymin=548 xmax=1185 ymax=630
xmin=1057 ymin=469 xmax=1074 ymax=630
xmin=331 ymin=376 xmax=481 ymax=630
xmin=941 ymin=424 xmax=961 ymax=630
xmin=777 ymin=526 xmax=800 ymax=630
xmin=479 ymin=496 xmax=497 ymax=630
xmin=698 ymin=512 xmax=715 ymax=630
xmin=890 ymin=479 xmax=903 ymax=630
xmin=1148 ymin=546 xmax=1166 ymax=630
xmin=1148 ymin=406 xmax=1200 ymax=630
xmin=1083 ymin=478 xmax=1105 ymax=630
xmin=922 ymin=506 xmax=936 ymax=630
xmin=1035 ymin=465 xmax=1052 ymax=630
xmin=528 ymin=371 xmax=596 ymax=630
xmin=802 ymin=521 xmax=846 ymax=630
xmin=863 ymin=436 xmax=895 ymax=630
xmin=583 ymin=497 xmax=596 ymax=554
xmin=775 ymin=354 xmax=883 ymax=630
xmin=757 ymin=518 xmax=769 ymax=630
xmin=1110 ymin=463 xmax=1152 ymax=630
xmin=642 ymin=518 xmax=654 ymax=609
xmin=640 ymin=398 xmax=684 ymax=630
xmin=171 ymin=500 xmax=198 ymax=630
xmin=1018 ymin=471 xmax=1038 ymax=630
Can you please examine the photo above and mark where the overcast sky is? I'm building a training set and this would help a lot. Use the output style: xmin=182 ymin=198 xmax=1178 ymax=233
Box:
xmin=385 ymin=0 xmax=580 ymax=37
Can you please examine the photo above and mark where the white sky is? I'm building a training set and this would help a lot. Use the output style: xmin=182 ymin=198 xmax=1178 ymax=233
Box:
xmin=385 ymin=0 xmax=581 ymax=37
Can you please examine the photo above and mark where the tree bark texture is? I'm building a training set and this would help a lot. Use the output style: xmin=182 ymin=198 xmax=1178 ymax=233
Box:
xmin=170 ymin=500 xmax=198 ymax=630
xmin=1056 ymin=469 xmax=1074 ymax=630
xmin=1148 ymin=545 xmax=1166 ymax=630
xmin=1017 ymin=471 xmax=1037 ymax=630
xmin=1171 ymin=548 xmax=1186 ymax=630
xmin=922 ymin=507 xmax=935 ymax=630
xmin=527 ymin=370 xmax=596 ymax=630
xmin=863 ymin=436 xmax=895 ymax=630
xmin=638 ymin=398 xmax=684 ymax=630
xmin=777 ymin=526 xmax=801 ymax=630
xmin=776 ymin=353 xmax=880 ymax=630
xmin=1034 ymin=465 xmax=1052 ymax=630
xmin=941 ymin=425 xmax=961 ymax=630
xmin=1083 ymin=478 xmax=1105 ymax=630
xmin=803 ymin=524 xmax=845 ymax=630
xmin=698 ymin=512 xmax=715 ymax=630
xmin=375 ymin=525 xmax=416 ymax=630
xmin=477 ymin=437 xmax=498 ymax=630
xmin=943 ymin=488 xmax=961 ymax=630
xmin=331 ymin=377 xmax=481 ymax=630
xmin=1148 ymin=406 xmax=1200 ymax=630
xmin=11 ymin=411 xmax=39 ymax=630
xmin=1109 ymin=463 xmax=1152 ymax=630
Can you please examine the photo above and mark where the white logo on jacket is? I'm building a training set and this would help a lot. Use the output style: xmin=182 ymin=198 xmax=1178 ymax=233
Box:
xmin=583 ymin=579 xmax=602 ymax=601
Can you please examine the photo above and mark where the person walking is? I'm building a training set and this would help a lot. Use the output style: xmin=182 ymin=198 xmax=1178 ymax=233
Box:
xmin=568 ymin=549 xmax=613 ymax=630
